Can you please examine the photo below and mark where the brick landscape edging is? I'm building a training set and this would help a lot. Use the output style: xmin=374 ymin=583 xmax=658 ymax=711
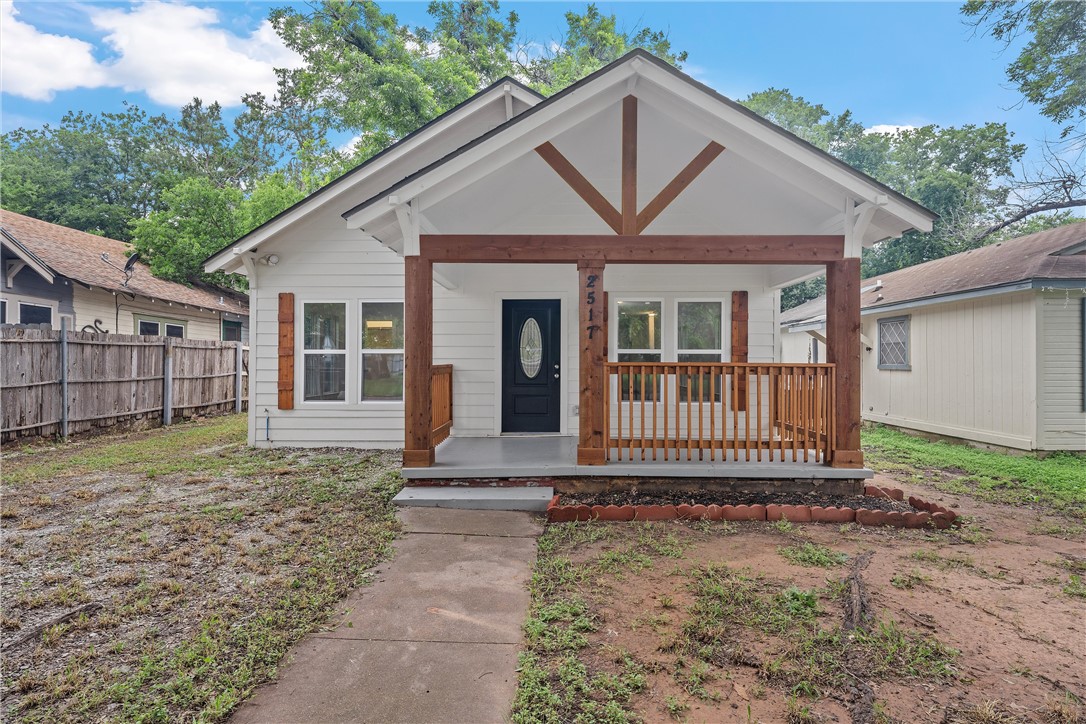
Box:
xmin=545 ymin=485 xmax=960 ymax=529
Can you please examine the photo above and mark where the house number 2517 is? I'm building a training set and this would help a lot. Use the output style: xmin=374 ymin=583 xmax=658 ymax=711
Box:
xmin=585 ymin=274 xmax=600 ymax=339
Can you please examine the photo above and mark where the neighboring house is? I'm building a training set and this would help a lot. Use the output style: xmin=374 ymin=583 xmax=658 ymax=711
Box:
xmin=781 ymin=222 xmax=1086 ymax=452
xmin=1 ymin=210 xmax=248 ymax=342
xmin=205 ymin=49 xmax=936 ymax=488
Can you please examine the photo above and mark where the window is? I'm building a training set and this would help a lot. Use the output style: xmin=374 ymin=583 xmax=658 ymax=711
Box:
xmin=222 ymin=319 xmax=242 ymax=342
xmin=135 ymin=316 xmax=185 ymax=338
xmin=19 ymin=303 xmax=52 ymax=325
xmin=303 ymin=302 xmax=347 ymax=402
xmin=616 ymin=300 xmax=662 ymax=400
xmin=0 ymin=300 xmax=6 ymax=323
xmin=360 ymin=302 xmax=404 ymax=401
xmin=877 ymin=316 xmax=910 ymax=370
xmin=677 ymin=301 xmax=724 ymax=401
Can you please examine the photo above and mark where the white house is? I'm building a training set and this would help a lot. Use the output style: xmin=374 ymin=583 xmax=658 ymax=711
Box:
xmin=782 ymin=222 xmax=1086 ymax=451
xmin=205 ymin=50 xmax=937 ymax=487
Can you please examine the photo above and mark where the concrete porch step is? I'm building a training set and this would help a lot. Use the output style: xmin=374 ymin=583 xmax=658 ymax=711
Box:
xmin=393 ymin=485 xmax=554 ymax=512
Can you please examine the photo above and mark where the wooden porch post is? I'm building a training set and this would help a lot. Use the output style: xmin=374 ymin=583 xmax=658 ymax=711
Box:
xmin=404 ymin=255 xmax=434 ymax=467
xmin=826 ymin=258 xmax=863 ymax=468
xmin=578 ymin=261 xmax=606 ymax=465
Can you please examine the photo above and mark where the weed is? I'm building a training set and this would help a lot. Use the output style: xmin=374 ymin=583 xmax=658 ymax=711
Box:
xmin=659 ymin=594 xmax=676 ymax=609
xmin=786 ymin=696 xmax=816 ymax=723
xmin=779 ymin=543 xmax=848 ymax=568
xmin=778 ymin=587 xmax=820 ymax=619
xmin=1062 ymin=575 xmax=1086 ymax=599
xmin=891 ymin=570 xmax=930 ymax=589
xmin=665 ymin=695 xmax=689 ymax=720
xmin=772 ymin=519 xmax=797 ymax=534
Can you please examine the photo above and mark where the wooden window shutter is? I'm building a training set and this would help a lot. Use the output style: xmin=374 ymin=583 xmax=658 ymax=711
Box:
xmin=278 ymin=292 xmax=295 ymax=410
xmin=730 ymin=291 xmax=748 ymax=411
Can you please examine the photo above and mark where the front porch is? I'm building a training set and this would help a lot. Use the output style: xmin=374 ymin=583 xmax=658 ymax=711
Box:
xmin=401 ymin=435 xmax=872 ymax=482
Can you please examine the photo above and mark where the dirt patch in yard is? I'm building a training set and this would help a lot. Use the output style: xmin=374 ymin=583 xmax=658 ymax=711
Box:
xmin=0 ymin=415 xmax=403 ymax=722
xmin=515 ymin=471 xmax=1085 ymax=723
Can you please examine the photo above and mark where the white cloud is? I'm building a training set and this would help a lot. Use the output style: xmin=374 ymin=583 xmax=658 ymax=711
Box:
xmin=0 ymin=1 xmax=303 ymax=107
xmin=864 ymin=124 xmax=919 ymax=136
xmin=90 ymin=2 xmax=304 ymax=107
xmin=0 ymin=2 xmax=108 ymax=101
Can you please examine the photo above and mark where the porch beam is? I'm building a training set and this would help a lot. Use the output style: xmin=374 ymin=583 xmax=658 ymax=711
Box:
xmin=636 ymin=141 xmax=726 ymax=234
xmin=826 ymin=258 xmax=863 ymax=468
xmin=621 ymin=95 xmax=638 ymax=235
xmin=535 ymin=142 xmax=623 ymax=234
xmin=403 ymin=256 xmax=435 ymax=467
xmin=578 ymin=261 xmax=607 ymax=465
xmin=419 ymin=234 xmax=843 ymax=264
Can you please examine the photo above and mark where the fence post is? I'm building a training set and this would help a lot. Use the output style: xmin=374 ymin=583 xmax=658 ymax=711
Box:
xmin=60 ymin=318 xmax=69 ymax=440
xmin=235 ymin=342 xmax=243 ymax=414
xmin=163 ymin=338 xmax=173 ymax=426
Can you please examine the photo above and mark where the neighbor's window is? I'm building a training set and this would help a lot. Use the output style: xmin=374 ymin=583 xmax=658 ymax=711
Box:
xmin=877 ymin=316 xmax=910 ymax=370
xmin=0 ymin=300 xmax=7 ymax=323
xmin=222 ymin=319 xmax=242 ymax=342
xmin=136 ymin=316 xmax=185 ymax=338
xmin=303 ymin=302 xmax=347 ymax=402
xmin=616 ymin=300 xmax=662 ymax=400
xmin=360 ymin=302 xmax=404 ymax=401
xmin=19 ymin=302 xmax=52 ymax=325
xmin=677 ymin=301 xmax=724 ymax=401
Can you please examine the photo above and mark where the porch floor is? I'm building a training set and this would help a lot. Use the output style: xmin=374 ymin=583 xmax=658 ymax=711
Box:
xmin=402 ymin=436 xmax=873 ymax=480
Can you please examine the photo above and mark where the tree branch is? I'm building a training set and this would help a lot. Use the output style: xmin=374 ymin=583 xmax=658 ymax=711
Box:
xmin=974 ymin=198 xmax=1086 ymax=243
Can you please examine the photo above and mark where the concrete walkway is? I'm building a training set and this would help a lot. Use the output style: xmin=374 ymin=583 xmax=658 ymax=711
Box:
xmin=232 ymin=508 xmax=543 ymax=724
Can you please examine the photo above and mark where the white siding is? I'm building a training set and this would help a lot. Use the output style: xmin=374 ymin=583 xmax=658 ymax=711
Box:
xmin=781 ymin=329 xmax=825 ymax=363
xmin=71 ymin=287 xmax=229 ymax=341
xmin=249 ymin=219 xmax=779 ymax=449
xmin=1037 ymin=290 xmax=1086 ymax=451
xmin=861 ymin=291 xmax=1037 ymax=450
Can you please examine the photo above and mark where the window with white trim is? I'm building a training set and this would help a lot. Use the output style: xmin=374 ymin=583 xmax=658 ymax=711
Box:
xmin=360 ymin=302 xmax=404 ymax=401
xmin=877 ymin=316 xmax=910 ymax=370
xmin=19 ymin=302 xmax=53 ymax=325
xmin=222 ymin=319 xmax=242 ymax=342
xmin=302 ymin=302 xmax=347 ymax=402
xmin=677 ymin=301 xmax=724 ymax=401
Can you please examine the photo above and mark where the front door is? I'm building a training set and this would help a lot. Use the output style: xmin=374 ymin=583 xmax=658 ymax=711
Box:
xmin=502 ymin=299 xmax=561 ymax=433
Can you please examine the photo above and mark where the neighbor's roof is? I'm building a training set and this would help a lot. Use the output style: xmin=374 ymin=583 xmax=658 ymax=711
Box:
xmin=781 ymin=221 xmax=1086 ymax=325
xmin=1 ymin=210 xmax=248 ymax=315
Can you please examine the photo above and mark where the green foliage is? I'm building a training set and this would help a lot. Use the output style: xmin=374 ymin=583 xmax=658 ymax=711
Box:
xmin=862 ymin=425 xmax=1086 ymax=515
xmin=778 ymin=543 xmax=849 ymax=568
xmin=963 ymin=1 xmax=1085 ymax=133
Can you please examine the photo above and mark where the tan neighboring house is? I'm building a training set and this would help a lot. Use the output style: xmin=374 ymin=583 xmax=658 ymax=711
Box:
xmin=781 ymin=222 xmax=1086 ymax=452
xmin=1 ymin=210 xmax=248 ymax=341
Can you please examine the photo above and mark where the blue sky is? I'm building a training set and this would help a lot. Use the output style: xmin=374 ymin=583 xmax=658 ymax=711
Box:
xmin=0 ymin=1 xmax=1061 ymax=162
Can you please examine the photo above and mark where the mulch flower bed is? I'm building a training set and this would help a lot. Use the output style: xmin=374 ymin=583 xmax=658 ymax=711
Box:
xmin=547 ymin=485 xmax=960 ymax=529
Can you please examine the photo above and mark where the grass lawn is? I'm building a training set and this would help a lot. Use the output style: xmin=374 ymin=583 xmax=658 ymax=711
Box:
xmin=862 ymin=425 xmax=1086 ymax=517
xmin=1 ymin=415 xmax=403 ymax=722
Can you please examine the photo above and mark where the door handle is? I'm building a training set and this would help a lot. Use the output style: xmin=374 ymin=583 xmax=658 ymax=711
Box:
xmin=554 ymin=373 xmax=560 ymax=379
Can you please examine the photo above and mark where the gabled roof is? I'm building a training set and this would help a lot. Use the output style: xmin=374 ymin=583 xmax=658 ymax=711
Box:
xmin=204 ymin=76 xmax=542 ymax=273
xmin=341 ymin=49 xmax=936 ymax=240
xmin=1 ymin=210 xmax=248 ymax=315
xmin=781 ymin=221 xmax=1086 ymax=325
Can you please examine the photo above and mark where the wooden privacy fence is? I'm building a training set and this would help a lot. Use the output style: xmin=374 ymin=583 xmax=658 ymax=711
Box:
xmin=431 ymin=364 xmax=453 ymax=446
xmin=604 ymin=362 xmax=836 ymax=464
xmin=1 ymin=324 xmax=248 ymax=442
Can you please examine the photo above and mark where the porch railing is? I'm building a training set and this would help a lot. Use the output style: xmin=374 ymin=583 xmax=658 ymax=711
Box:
xmin=603 ymin=363 xmax=836 ymax=464
xmin=432 ymin=364 xmax=453 ymax=446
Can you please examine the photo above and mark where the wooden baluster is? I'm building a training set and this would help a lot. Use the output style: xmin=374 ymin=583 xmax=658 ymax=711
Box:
xmin=744 ymin=365 xmax=751 ymax=462
xmin=627 ymin=366 xmax=634 ymax=461
xmin=639 ymin=364 xmax=646 ymax=461
xmin=709 ymin=367 xmax=716 ymax=462
xmin=651 ymin=365 xmax=658 ymax=461
xmin=754 ymin=366 xmax=762 ymax=462
xmin=604 ymin=365 xmax=610 ymax=462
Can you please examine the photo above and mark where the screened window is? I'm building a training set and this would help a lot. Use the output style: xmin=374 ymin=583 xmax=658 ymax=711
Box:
xmin=19 ymin=303 xmax=52 ymax=325
xmin=303 ymin=302 xmax=347 ymax=402
xmin=677 ymin=301 xmax=724 ymax=401
xmin=139 ymin=320 xmax=160 ymax=336
xmin=222 ymin=319 xmax=242 ymax=342
xmin=877 ymin=317 xmax=910 ymax=370
xmin=616 ymin=301 xmax=662 ymax=400
xmin=360 ymin=302 xmax=404 ymax=401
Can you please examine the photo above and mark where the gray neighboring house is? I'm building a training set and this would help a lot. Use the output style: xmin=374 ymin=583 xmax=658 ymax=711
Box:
xmin=1 ymin=210 xmax=248 ymax=341
xmin=781 ymin=222 xmax=1086 ymax=452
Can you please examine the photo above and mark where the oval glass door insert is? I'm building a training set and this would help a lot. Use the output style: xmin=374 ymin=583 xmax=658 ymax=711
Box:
xmin=519 ymin=317 xmax=543 ymax=378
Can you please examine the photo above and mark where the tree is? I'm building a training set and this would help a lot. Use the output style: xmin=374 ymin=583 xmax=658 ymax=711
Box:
xmin=514 ymin=4 xmax=687 ymax=94
xmin=0 ymin=104 xmax=178 ymax=241
xmin=962 ymin=1 xmax=1085 ymax=238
